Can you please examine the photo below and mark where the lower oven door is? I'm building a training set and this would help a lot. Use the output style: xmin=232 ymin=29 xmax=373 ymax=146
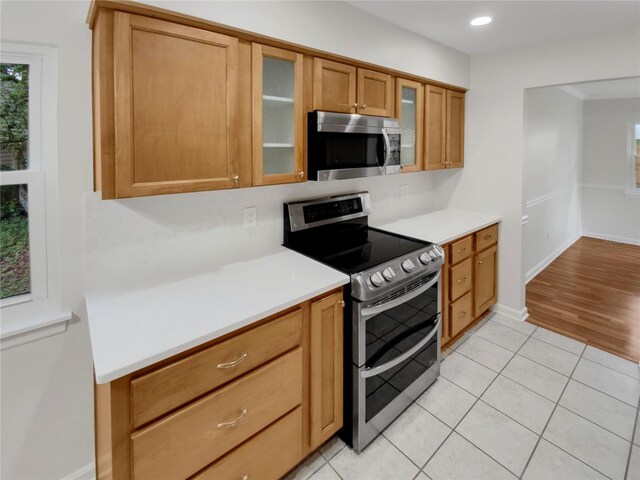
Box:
xmin=351 ymin=272 xmax=441 ymax=452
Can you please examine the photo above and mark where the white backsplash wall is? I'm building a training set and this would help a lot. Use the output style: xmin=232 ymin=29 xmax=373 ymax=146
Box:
xmin=85 ymin=171 xmax=451 ymax=293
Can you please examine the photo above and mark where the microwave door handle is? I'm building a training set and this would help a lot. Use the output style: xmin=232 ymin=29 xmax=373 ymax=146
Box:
xmin=381 ymin=128 xmax=391 ymax=172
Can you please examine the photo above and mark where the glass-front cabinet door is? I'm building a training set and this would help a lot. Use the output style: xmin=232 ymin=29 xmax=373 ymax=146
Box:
xmin=395 ymin=78 xmax=423 ymax=172
xmin=252 ymin=44 xmax=304 ymax=185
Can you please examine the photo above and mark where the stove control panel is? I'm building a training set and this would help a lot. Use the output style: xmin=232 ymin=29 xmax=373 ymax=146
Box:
xmin=353 ymin=244 xmax=445 ymax=299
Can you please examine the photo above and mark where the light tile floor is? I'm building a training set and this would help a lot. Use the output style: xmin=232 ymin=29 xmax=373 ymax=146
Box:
xmin=286 ymin=313 xmax=640 ymax=480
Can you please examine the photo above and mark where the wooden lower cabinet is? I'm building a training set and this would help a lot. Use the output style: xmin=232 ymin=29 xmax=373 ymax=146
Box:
xmin=441 ymin=224 xmax=499 ymax=347
xmin=309 ymin=292 xmax=343 ymax=449
xmin=95 ymin=288 xmax=344 ymax=479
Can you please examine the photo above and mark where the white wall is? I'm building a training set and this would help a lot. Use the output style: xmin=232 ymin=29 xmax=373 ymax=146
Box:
xmin=523 ymin=87 xmax=583 ymax=280
xmin=0 ymin=1 xmax=469 ymax=478
xmin=444 ymin=28 xmax=640 ymax=320
xmin=581 ymin=98 xmax=640 ymax=244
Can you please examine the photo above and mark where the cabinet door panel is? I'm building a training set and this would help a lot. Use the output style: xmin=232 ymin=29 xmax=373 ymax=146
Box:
xmin=396 ymin=78 xmax=423 ymax=172
xmin=313 ymin=58 xmax=356 ymax=113
xmin=474 ymin=245 xmax=498 ymax=317
xmin=357 ymin=68 xmax=392 ymax=117
xmin=114 ymin=13 xmax=239 ymax=197
xmin=252 ymin=44 xmax=304 ymax=186
xmin=424 ymin=85 xmax=446 ymax=170
xmin=446 ymin=90 xmax=465 ymax=169
xmin=309 ymin=291 xmax=343 ymax=449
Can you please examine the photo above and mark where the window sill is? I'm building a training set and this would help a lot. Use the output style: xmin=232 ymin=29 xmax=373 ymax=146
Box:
xmin=1 ymin=311 xmax=73 ymax=350
xmin=623 ymin=189 xmax=640 ymax=198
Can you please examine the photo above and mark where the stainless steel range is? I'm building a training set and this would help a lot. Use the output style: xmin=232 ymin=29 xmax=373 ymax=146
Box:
xmin=283 ymin=192 xmax=444 ymax=452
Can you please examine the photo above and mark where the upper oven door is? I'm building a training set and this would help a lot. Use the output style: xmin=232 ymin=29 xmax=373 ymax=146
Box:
xmin=308 ymin=111 xmax=400 ymax=180
xmin=354 ymin=272 xmax=440 ymax=369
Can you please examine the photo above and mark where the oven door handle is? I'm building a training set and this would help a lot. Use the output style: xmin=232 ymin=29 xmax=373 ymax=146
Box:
xmin=360 ymin=272 xmax=440 ymax=318
xmin=361 ymin=316 xmax=441 ymax=379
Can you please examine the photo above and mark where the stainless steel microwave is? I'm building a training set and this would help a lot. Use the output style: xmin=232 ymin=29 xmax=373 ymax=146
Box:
xmin=307 ymin=111 xmax=401 ymax=181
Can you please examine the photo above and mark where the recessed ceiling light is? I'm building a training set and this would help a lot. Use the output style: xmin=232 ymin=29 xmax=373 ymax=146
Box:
xmin=470 ymin=16 xmax=492 ymax=26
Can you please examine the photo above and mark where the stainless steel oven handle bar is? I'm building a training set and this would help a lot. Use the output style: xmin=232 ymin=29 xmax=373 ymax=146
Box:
xmin=361 ymin=315 xmax=441 ymax=379
xmin=381 ymin=128 xmax=391 ymax=172
xmin=360 ymin=271 xmax=440 ymax=318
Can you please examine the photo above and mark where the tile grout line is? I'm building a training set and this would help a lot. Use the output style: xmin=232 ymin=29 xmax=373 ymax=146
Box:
xmin=578 ymin=355 xmax=640 ymax=382
xmin=419 ymin=320 xmax=540 ymax=477
xmin=623 ymin=396 xmax=640 ymax=480
xmin=517 ymin=342 xmax=619 ymax=480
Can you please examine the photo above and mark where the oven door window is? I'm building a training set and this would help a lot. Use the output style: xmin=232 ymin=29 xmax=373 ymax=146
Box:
xmin=364 ymin=285 xmax=439 ymax=422
xmin=316 ymin=132 xmax=384 ymax=169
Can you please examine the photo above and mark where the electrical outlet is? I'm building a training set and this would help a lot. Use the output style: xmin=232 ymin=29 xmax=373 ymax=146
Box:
xmin=244 ymin=206 xmax=257 ymax=227
xmin=399 ymin=184 xmax=409 ymax=198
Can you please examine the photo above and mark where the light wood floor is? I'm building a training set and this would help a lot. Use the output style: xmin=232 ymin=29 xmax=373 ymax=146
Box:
xmin=526 ymin=236 xmax=640 ymax=363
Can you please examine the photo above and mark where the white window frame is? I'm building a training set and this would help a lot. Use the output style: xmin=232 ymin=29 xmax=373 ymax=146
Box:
xmin=0 ymin=42 xmax=70 ymax=349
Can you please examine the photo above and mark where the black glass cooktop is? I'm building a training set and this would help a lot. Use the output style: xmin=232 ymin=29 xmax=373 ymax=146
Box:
xmin=289 ymin=225 xmax=430 ymax=274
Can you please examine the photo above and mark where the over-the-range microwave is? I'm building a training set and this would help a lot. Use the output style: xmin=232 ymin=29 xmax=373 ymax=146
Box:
xmin=307 ymin=111 xmax=401 ymax=181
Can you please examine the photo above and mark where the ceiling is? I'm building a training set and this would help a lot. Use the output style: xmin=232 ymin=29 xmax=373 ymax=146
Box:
xmin=346 ymin=1 xmax=640 ymax=55
xmin=559 ymin=77 xmax=640 ymax=100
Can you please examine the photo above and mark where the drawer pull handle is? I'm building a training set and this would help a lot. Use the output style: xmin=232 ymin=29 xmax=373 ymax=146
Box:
xmin=458 ymin=311 xmax=467 ymax=318
xmin=457 ymin=248 xmax=466 ymax=253
xmin=477 ymin=260 xmax=483 ymax=264
xmin=218 ymin=408 xmax=247 ymax=429
xmin=457 ymin=277 xmax=467 ymax=284
xmin=338 ymin=300 xmax=345 ymax=307
xmin=241 ymin=475 xmax=248 ymax=480
xmin=483 ymin=234 xmax=492 ymax=239
xmin=217 ymin=352 xmax=248 ymax=369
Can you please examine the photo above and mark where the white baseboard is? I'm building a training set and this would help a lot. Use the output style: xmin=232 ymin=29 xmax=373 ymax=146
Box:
xmin=63 ymin=462 xmax=95 ymax=480
xmin=526 ymin=232 xmax=582 ymax=284
xmin=492 ymin=304 xmax=529 ymax=322
xmin=582 ymin=232 xmax=640 ymax=246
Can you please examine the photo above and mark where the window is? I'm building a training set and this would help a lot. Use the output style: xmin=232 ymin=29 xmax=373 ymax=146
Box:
xmin=0 ymin=43 xmax=67 ymax=348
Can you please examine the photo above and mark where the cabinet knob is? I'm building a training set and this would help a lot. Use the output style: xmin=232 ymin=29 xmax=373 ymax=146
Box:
xmin=241 ymin=476 xmax=249 ymax=480
xmin=458 ymin=311 xmax=467 ymax=318
xmin=457 ymin=248 xmax=466 ymax=253
xmin=232 ymin=175 xmax=240 ymax=183
xmin=298 ymin=171 xmax=304 ymax=178
xmin=361 ymin=104 xmax=367 ymax=109
xmin=338 ymin=300 xmax=345 ymax=307
xmin=483 ymin=234 xmax=492 ymax=239
xmin=354 ymin=102 xmax=358 ymax=108
xmin=457 ymin=277 xmax=467 ymax=284
xmin=477 ymin=260 xmax=483 ymax=264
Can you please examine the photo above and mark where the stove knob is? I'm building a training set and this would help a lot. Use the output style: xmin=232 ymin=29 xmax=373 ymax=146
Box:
xmin=382 ymin=267 xmax=396 ymax=281
xmin=370 ymin=272 xmax=385 ymax=287
xmin=419 ymin=252 xmax=431 ymax=264
xmin=429 ymin=250 xmax=439 ymax=260
xmin=401 ymin=259 xmax=415 ymax=272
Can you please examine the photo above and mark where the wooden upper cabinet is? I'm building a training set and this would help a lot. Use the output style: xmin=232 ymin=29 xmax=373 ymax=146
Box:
xmin=93 ymin=12 xmax=244 ymax=199
xmin=424 ymin=87 xmax=465 ymax=171
xmin=424 ymin=85 xmax=446 ymax=170
xmin=396 ymin=78 xmax=423 ymax=172
xmin=446 ymin=90 xmax=465 ymax=169
xmin=313 ymin=58 xmax=357 ymax=114
xmin=309 ymin=291 xmax=343 ymax=449
xmin=252 ymin=44 xmax=305 ymax=185
xmin=357 ymin=68 xmax=393 ymax=117
xmin=313 ymin=59 xmax=392 ymax=116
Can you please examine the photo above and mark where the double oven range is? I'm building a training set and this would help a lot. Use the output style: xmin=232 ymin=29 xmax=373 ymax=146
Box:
xmin=284 ymin=192 xmax=444 ymax=452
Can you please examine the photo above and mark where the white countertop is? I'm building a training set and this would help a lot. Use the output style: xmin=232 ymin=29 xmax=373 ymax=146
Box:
xmin=86 ymin=247 xmax=349 ymax=384
xmin=376 ymin=209 xmax=502 ymax=245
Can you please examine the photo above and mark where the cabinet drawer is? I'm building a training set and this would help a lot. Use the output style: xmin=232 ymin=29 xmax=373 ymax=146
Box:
xmin=449 ymin=236 xmax=472 ymax=265
xmin=449 ymin=293 xmax=472 ymax=339
xmin=449 ymin=258 xmax=472 ymax=301
xmin=131 ymin=348 xmax=303 ymax=480
xmin=194 ymin=407 xmax=303 ymax=480
xmin=131 ymin=308 xmax=302 ymax=427
xmin=475 ymin=224 xmax=498 ymax=252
